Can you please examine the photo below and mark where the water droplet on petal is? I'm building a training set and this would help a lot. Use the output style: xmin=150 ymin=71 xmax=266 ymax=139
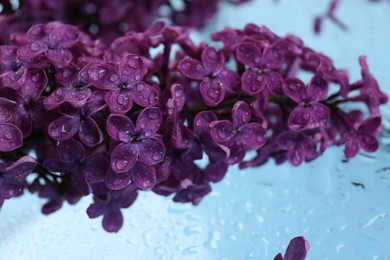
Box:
xmin=31 ymin=73 xmax=40 ymax=82
xmin=114 ymin=160 xmax=128 ymax=171
xmin=4 ymin=131 xmax=12 ymax=140
xmin=148 ymin=92 xmax=158 ymax=104
xmin=152 ymin=153 xmax=162 ymax=161
xmin=30 ymin=43 xmax=40 ymax=52
xmin=136 ymin=83 xmax=145 ymax=92
xmin=110 ymin=74 xmax=119 ymax=82
xmin=117 ymin=94 xmax=129 ymax=105
xmin=144 ymin=130 xmax=152 ymax=137
xmin=195 ymin=64 xmax=203 ymax=72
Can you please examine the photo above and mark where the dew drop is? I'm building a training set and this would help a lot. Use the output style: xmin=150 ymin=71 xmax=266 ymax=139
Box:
xmin=30 ymin=43 xmax=40 ymax=52
xmin=148 ymin=92 xmax=158 ymax=104
xmin=114 ymin=160 xmax=128 ymax=171
xmin=4 ymin=131 xmax=12 ymax=140
xmin=152 ymin=153 xmax=162 ymax=161
xmin=144 ymin=130 xmax=152 ymax=137
xmin=31 ymin=73 xmax=40 ymax=82
xmin=181 ymin=62 xmax=190 ymax=71
xmin=195 ymin=64 xmax=203 ymax=72
xmin=109 ymin=74 xmax=119 ymax=82
xmin=117 ymin=94 xmax=129 ymax=105
xmin=136 ymin=83 xmax=145 ymax=92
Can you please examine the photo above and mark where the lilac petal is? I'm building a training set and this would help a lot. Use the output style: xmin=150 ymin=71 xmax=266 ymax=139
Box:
xmin=216 ymin=69 xmax=241 ymax=93
xmin=167 ymin=84 xmax=186 ymax=113
xmin=4 ymin=156 xmax=36 ymax=181
xmin=307 ymin=76 xmax=329 ymax=101
xmin=171 ymin=123 xmax=193 ymax=149
xmin=51 ymin=25 xmax=79 ymax=48
xmin=210 ymin=120 xmax=234 ymax=143
xmin=288 ymin=107 xmax=310 ymax=131
xmin=79 ymin=117 xmax=103 ymax=147
xmin=273 ymin=253 xmax=284 ymax=260
xmin=43 ymin=158 xmax=71 ymax=173
xmin=193 ymin=111 xmax=218 ymax=136
xmin=241 ymin=69 xmax=266 ymax=95
xmin=106 ymin=114 xmax=135 ymax=142
xmin=44 ymin=87 xmax=92 ymax=110
xmin=277 ymin=131 xmax=298 ymax=150
xmin=136 ymin=107 xmax=162 ymax=135
xmin=225 ymin=141 xmax=246 ymax=165
xmin=265 ymin=71 xmax=284 ymax=96
xmin=131 ymin=82 xmax=159 ymax=107
xmin=46 ymin=48 xmax=73 ymax=67
xmin=88 ymin=64 xmax=119 ymax=90
xmin=26 ymin=23 xmax=46 ymax=41
xmin=87 ymin=201 xmax=108 ymax=218
xmin=359 ymin=134 xmax=379 ymax=153
xmin=57 ymin=139 xmax=85 ymax=162
xmin=131 ymin=162 xmax=156 ymax=190
xmin=0 ymin=123 xmax=23 ymax=152
xmin=284 ymin=78 xmax=307 ymax=103
xmin=84 ymin=155 xmax=108 ymax=184
xmin=17 ymin=43 xmax=44 ymax=61
xmin=199 ymin=80 xmax=225 ymax=106
xmin=83 ymin=90 xmax=106 ymax=116
xmin=119 ymin=54 xmax=147 ymax=84
xmin=239 ymin=123 xmax=266 ymax=150
xmin=179 ymin=58 xmax=205 ymax=80
xmin=309 ymin=103 xmax=330 ymax=129
xmin=106 ymin=168 xmax=132 ymax=190
xmin=0 ymin=178 xmax=22 ymax=199
xmin=232 ymin=101 xmax=251 ymax=128
xmin=344 ymin=139 xmax=360 ymax=159
xmin=236 ymin=42 xmax=262 ymax=68
xmin=284 ymin=236 xmax=310 ymax=260
xmin=102 ymin=207 xmax=123 ymax=233
xmin=71 ymin=170 xmax=90 ymax=195
xmin=358 ymin=116 xmax=381 ymax=134
xmin=0 ymin=98 xmax=16 ymax=123
xmin=262 ymin=42 xmax=284 ymax=69
xmin=201 ymin=46 xmax=224 ymax=75
xmin=288 ymin=147 xmax=305 ymax=166
xmin=111 ymin=142 xmax=138 ymax=173
xmin=1 ymin=70 xmax=26 ymax=88
xmin=204 ymin=161 xmax=228 ymax=183
xmin=48 ymin=115 xmax=80 ymax=141
xmin=20 ymin=70 xmax=47 ymax=101
xmin=138 ymin=138 xmax=165 ymax=165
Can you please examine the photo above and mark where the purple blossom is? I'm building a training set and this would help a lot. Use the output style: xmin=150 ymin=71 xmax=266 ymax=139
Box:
xmin=344 ymin=116 xmax=381 ymax=158
xmin=88 ymin=54 xmax=159 ymax=113
xmin=236 ymin=41 xmax=285 ymax=95
xmin=0 ymin=156 xmax=36 ymax=202
xmin=17 ymin=22 xmax=80 ymax=67
xmin=276 ymin=130 xmax=320 ymax=166
xmin=107 ymin=107 xmax=165 ymax=173
xmin=87 ymin=185 xmax=138 ymax=233
xmin=0 ymin=46 xmax=27 ymax=88
xmin=0 ymin=96 xmax=23 ymax=152
xmin=210 ymin=101 xmax=266 ymax=164
xmin=43 ymin=139 xmax=108 ymax=195
xmin=179 ymin=46 xmax=240 ymax=106
xmin=284 ymin=76 xmax=330 ymax=131
xmin=48 ymin=91 xmax=105 ymax=146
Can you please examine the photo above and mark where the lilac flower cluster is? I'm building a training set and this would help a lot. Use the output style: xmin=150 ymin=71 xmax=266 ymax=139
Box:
xmin=0 ymin=0 xmax=250 ymax=44
xmin=0 ymin=20 xmax=386 ymax=232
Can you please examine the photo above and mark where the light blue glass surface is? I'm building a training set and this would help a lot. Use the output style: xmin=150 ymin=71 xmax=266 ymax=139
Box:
xmin=1 ymin=0 xmax=389 ymax=259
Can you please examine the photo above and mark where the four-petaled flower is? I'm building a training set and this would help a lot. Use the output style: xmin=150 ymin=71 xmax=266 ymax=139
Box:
xmin=88 ymin=54 xmax=159 ymax=113
xmin=0 ymin=96 xmax=23 ymax=152
xmin=236 ymin=41 xmax=285 ymax=95
xmin=179 ymin=46 xmax=240 ymax=106
xmin=44 ymin=139 xmax=109 ymax=195
xmin=210 ymin=101 xmax=266 ymax=165
xmin=17 ymin=21 xmax=79 ymax=67
xmin=107 ymin=107 xmax=165 ymax=173
xmin=344 ymin=116 xmax=381 ymax=158
xmin=284 ymin=76 xmax=330 ymax=131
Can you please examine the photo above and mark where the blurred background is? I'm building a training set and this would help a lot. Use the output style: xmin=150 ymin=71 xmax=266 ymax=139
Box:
xmin=1 ymin=0 xmax=389 ymax=259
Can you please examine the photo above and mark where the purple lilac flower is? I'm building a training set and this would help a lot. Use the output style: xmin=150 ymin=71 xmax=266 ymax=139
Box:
xmin=17 ymin=22 xmax=80 ymax=67
xmin=0 ymin=46 xmax=27 ymax=88
xmin=283 ymin=76 xmax=330 ymax=131
xmin=0 ymin=96 xmax=23 ymax=152
xmin=179 ymin=46 xmax=240 ymax=106
xmin=274 ymin=236 xmax=310 ymax=260
xmin=107 ymin=107 xmax=165 ymax=173
xmin=236 ymin=41 xmax=285 ymax=95
xmin=344 ymin=116 xmax=381 ymax=158
xmin=210 ymin=101 xmax=266 ymax=164
xmin=43 ymin=139 xmax=108 ymax=195
xmin=48 ymin=91 xmax=105 ymax=146
xmin=87 ymin=185 xmax=138 ymax=233
xmin=88 ymin=54 xmax=159 ymax=113
xmin=0 ymin=156 xmax=36 ymax=204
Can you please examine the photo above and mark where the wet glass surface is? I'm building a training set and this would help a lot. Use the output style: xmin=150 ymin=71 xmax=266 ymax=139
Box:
xmin=1 ymin=0 xmax=389 ymax=259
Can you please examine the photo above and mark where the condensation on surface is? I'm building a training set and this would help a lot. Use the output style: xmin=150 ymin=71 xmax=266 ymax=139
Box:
xmin=1 ymin=0 xmax=390 ymax=259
